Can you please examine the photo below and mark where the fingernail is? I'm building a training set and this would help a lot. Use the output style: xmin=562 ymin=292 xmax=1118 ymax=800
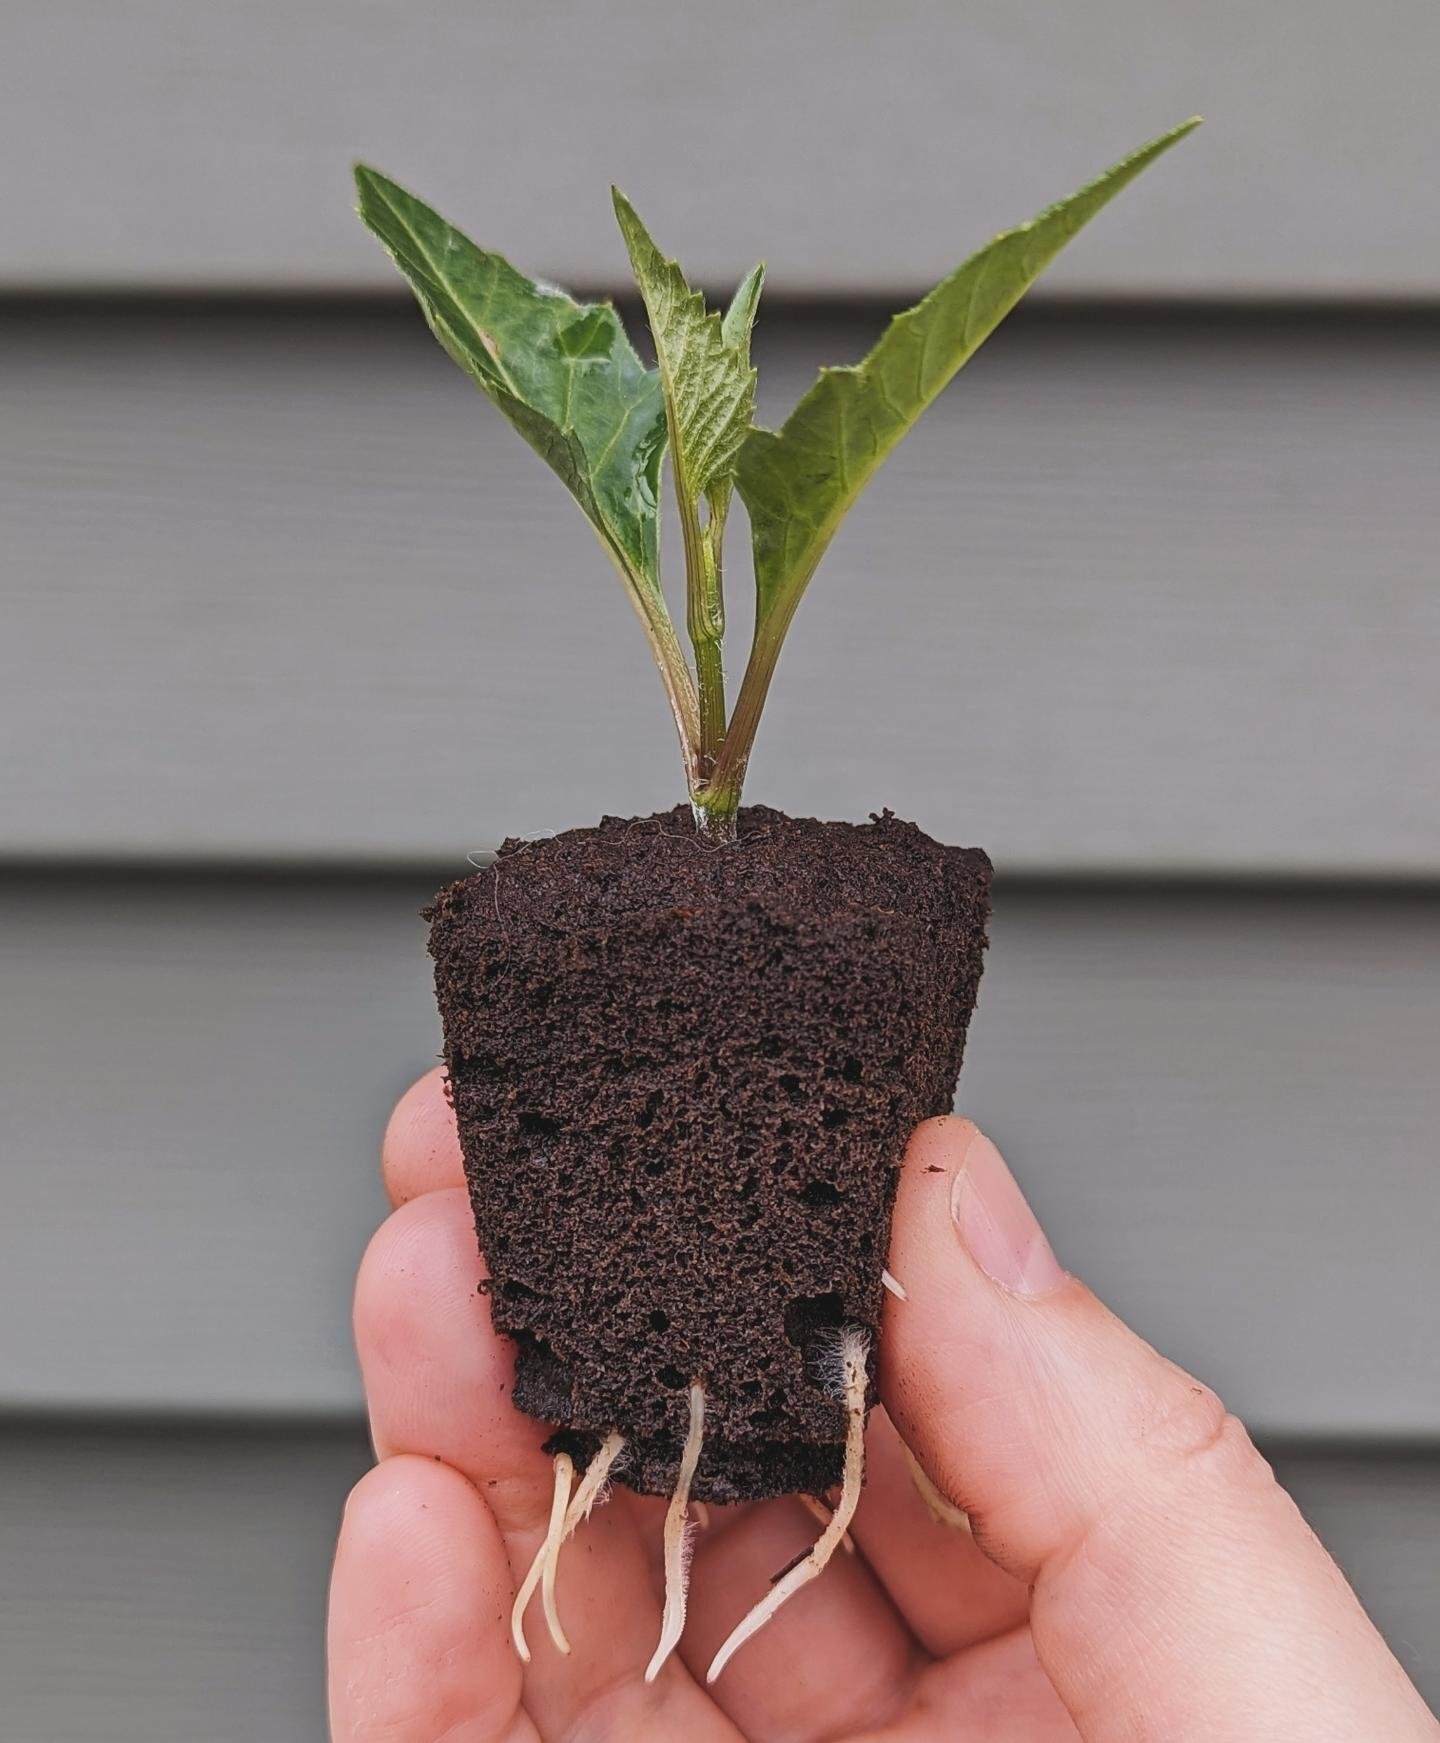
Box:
xmin=951 ymin=1131 xmax=1064 ymax=1297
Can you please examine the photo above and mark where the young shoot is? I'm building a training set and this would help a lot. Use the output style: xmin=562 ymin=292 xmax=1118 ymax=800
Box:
xmin=356 ymin=120 xmax=1198 ymax=840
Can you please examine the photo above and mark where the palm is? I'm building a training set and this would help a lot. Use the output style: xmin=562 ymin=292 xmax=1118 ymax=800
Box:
xmin=328 ymin=1074 xmax=1078 ymax=1741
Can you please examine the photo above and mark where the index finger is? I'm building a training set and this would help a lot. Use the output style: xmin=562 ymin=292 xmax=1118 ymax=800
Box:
xmin=382 ymin=1066 xmax=465 ymax=1205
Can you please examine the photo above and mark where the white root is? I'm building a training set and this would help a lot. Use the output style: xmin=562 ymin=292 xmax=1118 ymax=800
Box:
xmin=644 ymin=1382 xmax=707 ymax=1684
xmin=691 ymin=1500 xmax=711 ymax=1531
xmin=899 ymin=1437 xmax=972 ymax=1533
xmin=797 ymin=1491 xmax=855 ymax=1553
xmin=511 ymin=1452 xmax=576 ymax=1663
xmin=880 ymin=1268 xmax=909 ymax=1301
xmin=510 ymin=1434 xmax=628 ymax=1665
xmin=564 ymin=1431 xmax=627 ymax=1535
xmin=707 ymin=1330 xmax=869 ymax=1684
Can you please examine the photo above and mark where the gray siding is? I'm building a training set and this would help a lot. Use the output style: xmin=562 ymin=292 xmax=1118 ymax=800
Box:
xmin=0 ymin=1426 xmax=1435 ymax=1742
xmin=4 ymin=3 xmax=1438 ymax=1729
xmin=3 ymin=874 xmax=1437 ymax=1438
xmin=3 ymin=0 xmax=1439 ymax=295
xmin=5 ymin=307 xmax=1437 ymax=873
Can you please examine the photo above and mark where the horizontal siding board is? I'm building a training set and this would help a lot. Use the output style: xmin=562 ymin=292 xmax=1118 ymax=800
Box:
xmin=3 ymin=1 xmax=1439 ymax=295
xmin=4 ymin=307 xmax=1438 ymax=873
xmin=0 ymin=1426 xmax=369 ymax=1743
xmin=0 ymin=1425 xmax=1435 ymax=1738
xmin=1 ymin=875 xmax=1436 ymax=1436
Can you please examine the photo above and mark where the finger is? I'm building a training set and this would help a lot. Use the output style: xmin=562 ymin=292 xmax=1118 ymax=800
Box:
xmin=883 ymin=1117 xmax=1439 ymax=1741
xmin=849 ymin=1627 xmax=1081 ymax=1742
xmin=355 ymin=1189 xmax=744 ymax=1743
xmin=848 ymin=1409 xmax=1030 ymax=1656
xmin=682 ymin=1495 xmax=922 ymax=1741
xmin=328 ymin=1454 xmax=537 ymax=1743
xmin=382 ymin=1066 xmax=464 ymax=1205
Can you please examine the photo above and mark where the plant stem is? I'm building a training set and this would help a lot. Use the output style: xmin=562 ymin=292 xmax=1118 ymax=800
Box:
xmin=683 ymin=504 xmax=727 ymax=769
xmin=691 ymin=786 xmax=739 ymax=845
xmin=693 ymin=636 xmax=727 ymax=768
xmin=703 ymin=599 xmax=792 ymax=815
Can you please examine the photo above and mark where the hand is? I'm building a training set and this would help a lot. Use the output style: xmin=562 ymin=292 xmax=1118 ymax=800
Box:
xmin=329 ymin=1070 xmax=1437 ymax=1740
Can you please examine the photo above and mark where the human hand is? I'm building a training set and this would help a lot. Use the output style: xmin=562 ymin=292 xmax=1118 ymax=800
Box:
xmin=328 ymin=1069 xmax=1438 ymax=1740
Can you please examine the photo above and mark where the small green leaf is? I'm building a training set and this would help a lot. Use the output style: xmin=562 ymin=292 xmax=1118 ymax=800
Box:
xmin=612 ymin=191 xmax=758 ymax=511
xmin=721 ymin=262 xmax=766 ymax=358
xmin=612 ymin=192 xmax=762 ymax=760
xmin=735 ymin=120 xmax=1201 ymax=638
xmin=709 ymin=261 xmax=766 ymax=533
xmin=354 ymin=165 xmax=669 ymax=619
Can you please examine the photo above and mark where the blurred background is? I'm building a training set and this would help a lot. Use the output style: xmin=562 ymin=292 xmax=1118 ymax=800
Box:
xmin=3 ymin=4 xmax=1438 ymax=1737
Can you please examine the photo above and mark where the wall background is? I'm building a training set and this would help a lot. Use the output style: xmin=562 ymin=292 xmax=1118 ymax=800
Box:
xmin=2 ymin=5 xmax=1437 ymax=1736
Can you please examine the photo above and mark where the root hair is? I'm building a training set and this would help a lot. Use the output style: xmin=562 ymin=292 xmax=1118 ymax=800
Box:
xmin=706 ymin=1329 xmax=869 ymax=1684
xmin=899 ymin=1436 xmax=972 ymax=1532
xmin=644 ymin=1381 xmax=707 ymax=1684
xmin=510 ymin=1451 xmax=576 ymax=1663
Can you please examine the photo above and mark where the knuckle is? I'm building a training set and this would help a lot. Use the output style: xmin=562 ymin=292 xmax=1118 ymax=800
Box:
xmin=1139 ymin=1372 xmax=1270 ymax=1496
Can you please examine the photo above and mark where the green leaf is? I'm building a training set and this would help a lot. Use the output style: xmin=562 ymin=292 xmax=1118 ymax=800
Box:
xmin=353 ymin=165 xmax=669 ymax=618
xmin=612 ymin=193 xmax=763 ymax=758
xmin=721 ymin=262 xmax=766 ymax=359
xmin=735 ymin=119 xmax=1201 ymax=636
xmin=612 ymin=191 xmax=759 ymax=515
xmin=710 ymin=261 xmax=765 ymax=533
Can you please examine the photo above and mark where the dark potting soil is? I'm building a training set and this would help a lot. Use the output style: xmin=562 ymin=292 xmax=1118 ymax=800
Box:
xmin=428 ymin=806 xmax=990 ymax=1503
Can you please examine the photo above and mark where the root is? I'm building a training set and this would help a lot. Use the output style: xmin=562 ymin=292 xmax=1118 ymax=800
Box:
xmin=511 ymin=1452 xmax=576 ymax=1663
xmin=899 ymin=1437 xmax=971 ymax=1532
xmin=510 ymin=1434 xmax=627 ymax=1665
xmin=881 ymin=1267 xmax=908 ymax=1301
xmin=707 ymin=1330 xmax=869 ymax=1684
xmin=797 ymin=1492 xmax=855 ymax=1553
xmin=644 ymin=1381 xmax=706 ymax=1684
xmin=691 ymin=1499 xmax=711 ymax=1531
xmin=564 ymin=1430 xmax=627 ymax=1534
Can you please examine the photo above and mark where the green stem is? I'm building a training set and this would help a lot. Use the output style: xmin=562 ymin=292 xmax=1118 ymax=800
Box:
xmin=682 ymin=500 xmax=726 ymax=769
xmin=691 ymin=780 xmax=739 ymax=845
xmin=704 ymin=601 xmax=791 ymax=815
xmin=693 ymin=635 xmax=727 ymax=768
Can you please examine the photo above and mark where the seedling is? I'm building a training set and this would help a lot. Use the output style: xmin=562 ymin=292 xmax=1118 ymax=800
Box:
xmin=355 ymin=118 xmax=1198 ymax=844
xmin=359 ymin=121 xmax=1197 ymax=1678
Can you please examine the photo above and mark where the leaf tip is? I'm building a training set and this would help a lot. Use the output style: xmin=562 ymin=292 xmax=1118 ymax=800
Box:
xmin=1160 ymin=115 xmax=1204 ymax=148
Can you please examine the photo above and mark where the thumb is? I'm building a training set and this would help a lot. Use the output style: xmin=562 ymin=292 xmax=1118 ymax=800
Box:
xmin=882 ymin=1116 xmax=1437 ymax=1742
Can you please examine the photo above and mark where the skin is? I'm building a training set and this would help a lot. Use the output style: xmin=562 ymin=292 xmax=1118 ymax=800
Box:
xmin=329 ymin=1067 xmax=1439 ymax=1742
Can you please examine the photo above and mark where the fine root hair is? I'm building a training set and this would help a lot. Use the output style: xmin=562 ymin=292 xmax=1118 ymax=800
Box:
xmin=900 ymin=1436 xmax=972 ymax=1532
xmin=511 ymin=1451 xmax=576 ymax=1663
xmin=644 ymin=1381 xmax=707 ymax=1683
xmin=707 ymin=1329 xmax=869 ymax=1683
